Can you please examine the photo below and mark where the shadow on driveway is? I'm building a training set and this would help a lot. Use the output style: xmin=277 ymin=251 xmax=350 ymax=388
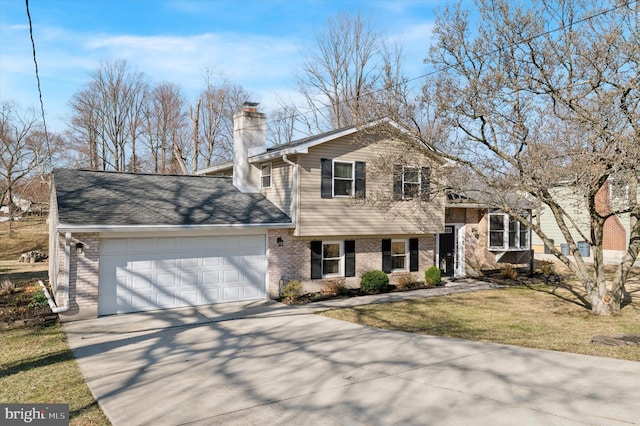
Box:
xmin=62 ymin=295 xmax=640 ymax=426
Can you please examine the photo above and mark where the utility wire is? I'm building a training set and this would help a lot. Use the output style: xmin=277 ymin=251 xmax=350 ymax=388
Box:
xmin=25 ymin=0 xmax=52 ymax=165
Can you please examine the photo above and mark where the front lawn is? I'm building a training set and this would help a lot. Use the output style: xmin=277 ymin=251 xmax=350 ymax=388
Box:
xmin=320 ymin=280 xmax=640 ymax=361
xmin=0 ymin=322 xmax=111 ymax=425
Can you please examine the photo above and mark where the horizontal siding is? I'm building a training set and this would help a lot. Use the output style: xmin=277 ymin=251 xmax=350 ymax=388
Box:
xmin=531 ymin=187 xmax=594 ymax=248
xmin=260 ymin=158 xmax=294 ymax=218
xmin=297 ymin=133 xmax=445 ymax=237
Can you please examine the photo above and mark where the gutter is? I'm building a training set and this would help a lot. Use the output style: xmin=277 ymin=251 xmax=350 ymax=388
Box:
xmin=282 ymin=154 xmax=297 ymax=227
xmin=39 ymin=232 xmax=71 ymax=314
xmin=56 ymin=222 xmax=295 ymax=233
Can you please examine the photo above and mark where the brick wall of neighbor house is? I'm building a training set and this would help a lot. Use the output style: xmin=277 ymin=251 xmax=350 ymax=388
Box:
xmin=268 ymin=229 xmax=435 ymax=295
xmin=603 ymin=216 xmax=627 ymax=251
xmin=597 ymin=183 xmax=627 ymax=252
xmin=56 ymin=233 xmax=100 ymax=321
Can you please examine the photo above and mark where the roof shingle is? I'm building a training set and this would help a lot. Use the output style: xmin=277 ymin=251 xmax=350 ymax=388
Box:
xmin=53 ymin=169 xmax=291 ymax=227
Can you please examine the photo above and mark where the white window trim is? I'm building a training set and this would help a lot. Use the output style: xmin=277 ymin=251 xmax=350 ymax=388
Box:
xmin=332 ymin=160 xmax=354 ymax=197
xmin=402 ymin=166 xmax=422 ymax=200
xmin=488 ymin=212 xmax=530 ymax=251
xmin=391 ymin=239 xmax=409 ymax=272
xmin=261 ymin=163 xmax=272 ymax=188
xmin=322 ymin=240 xmax=344 ymax=278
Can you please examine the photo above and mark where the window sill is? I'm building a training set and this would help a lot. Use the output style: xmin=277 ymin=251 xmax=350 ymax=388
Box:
xmin=488 ymin=247 xmax=531 ymax=252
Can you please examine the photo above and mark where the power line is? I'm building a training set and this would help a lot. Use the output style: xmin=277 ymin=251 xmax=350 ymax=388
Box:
xmin=25 ymin=0 xmax=52 ymax=165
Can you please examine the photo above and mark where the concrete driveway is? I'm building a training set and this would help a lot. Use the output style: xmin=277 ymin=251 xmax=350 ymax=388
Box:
xmin=63 ymin=293 xmax=640 ymax=425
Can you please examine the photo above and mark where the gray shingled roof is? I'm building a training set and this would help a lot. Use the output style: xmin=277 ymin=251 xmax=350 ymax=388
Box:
xmin=53 ymin=169 xmax=291 ymax=227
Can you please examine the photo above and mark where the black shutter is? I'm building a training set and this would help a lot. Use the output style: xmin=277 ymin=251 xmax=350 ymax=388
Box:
xmin=420 ymin=167 xmax=431 ymax=201
xmin=393 ymin=165 xmax=403 ymax=200
xmin=311 ymin=240 xmax=322 ymax=279
xmin=409 ymin=238 xmax=419 ymax=272
xmin=345 ymin=240 xmax=356 ymax=277
xmin=355 ymin=161 xmax=366 ymax=198
xmin=382 ymin=239 xmax=392 ymax=273
xmin=321 ymin=158 xmax=332 ymax=198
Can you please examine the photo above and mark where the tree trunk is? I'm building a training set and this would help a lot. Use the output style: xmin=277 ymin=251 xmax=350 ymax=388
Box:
xmin=191 ymin=98 xmax=200 ymax=174
xmin=589 ymin=286 xmax=621 ymax=315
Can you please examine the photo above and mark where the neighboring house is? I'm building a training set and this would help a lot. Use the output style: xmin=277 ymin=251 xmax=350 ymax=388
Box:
xmin=531 ymin=178 xmax=638 ymax=259
xmin=49 ymin=103 xmax=530 ymax=321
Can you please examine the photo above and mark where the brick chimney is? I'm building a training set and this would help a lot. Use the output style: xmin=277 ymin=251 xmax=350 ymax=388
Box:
xmin=233 ymin=102 xmax=266 ymax=193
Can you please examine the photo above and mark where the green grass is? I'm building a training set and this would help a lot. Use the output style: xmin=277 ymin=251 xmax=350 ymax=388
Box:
xmin=1 ymin=216 xmax=109 ymax=425
xmin=321 ymin=284 xmax=640 ymax=361
xmin=0 ymin=323 xmax=111 ymax=425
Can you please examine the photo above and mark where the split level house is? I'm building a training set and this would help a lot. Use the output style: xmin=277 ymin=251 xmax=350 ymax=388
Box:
xmin=48 ymin=103 xmax=531 ymax=321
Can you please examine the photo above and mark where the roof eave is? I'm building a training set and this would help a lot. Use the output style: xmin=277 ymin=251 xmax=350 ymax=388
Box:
xmin=56 ymin=222 xmax=295 ymax=233
xmin=195 ymin=161 xmax=234 ymax=175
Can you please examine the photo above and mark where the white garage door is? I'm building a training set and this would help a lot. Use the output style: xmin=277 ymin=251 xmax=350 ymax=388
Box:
xmin=98 ymin=235 xmax=267 ymax=315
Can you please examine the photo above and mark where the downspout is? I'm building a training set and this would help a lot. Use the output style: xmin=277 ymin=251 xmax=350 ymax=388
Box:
xmin=282 ymin=155 xmax=297 ymax=226
xmin=39 ymin=232 xmax=71 ymax=313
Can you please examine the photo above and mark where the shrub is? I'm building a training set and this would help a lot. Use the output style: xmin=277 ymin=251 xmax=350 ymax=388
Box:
xmin=424 ymin=266 xmax=442 ymax=286
xmin=360 ymin=270 xmax=389 ymax=293
xmin=395 ymin=272 xmax=416 ymax=290
xmin=539 ymin=260 xmax=555 ymax=277
xmin=499 ymin=264 xmax=518 ymax=280
xmin=28 ymin=288 xmax=48 ymax=308
xmin=281 ymin=280 xmax=303 ymax=304
xmin=322 ymin=279 xmax=347 ymax=296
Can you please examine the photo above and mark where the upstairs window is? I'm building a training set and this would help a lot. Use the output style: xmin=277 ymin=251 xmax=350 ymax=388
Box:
xmin=394 ymin=165 xmax=431 ymax=201
xmin=321 ymin=159 xmax=366 ymax=199
xmin=333 ymin=161 xmax=353 ymax=196
xmin=261 ymin=163 xmax=272 ymax=188
xmin=488 ymin=212 xmax=530 ymax=251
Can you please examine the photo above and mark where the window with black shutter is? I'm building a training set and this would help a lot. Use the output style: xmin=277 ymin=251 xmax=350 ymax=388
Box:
xmin=345 ymin=240 xmax=356 ymax=277
xmin=310 ymin=240 xmax=322 ymax=279
xmin=321 ymin=159 xmax=366 ymax=198
xmin=409 ymin=238 xmax=419 ymax=271
xmin=382 ymin=239 xmax=392 ymax=273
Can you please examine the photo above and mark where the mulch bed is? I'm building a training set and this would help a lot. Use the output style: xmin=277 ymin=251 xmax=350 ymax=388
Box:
xmin=0 ymin=279 xmax=57 ymax=328
xmin=280 ymin=282 xmax=443 ymax=305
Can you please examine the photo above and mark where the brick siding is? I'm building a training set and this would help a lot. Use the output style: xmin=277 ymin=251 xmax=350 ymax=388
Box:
xmin=267 ymin=230 xmax=436 ymax=295
xmin=55 ymin=233 xmax=100 ymax=321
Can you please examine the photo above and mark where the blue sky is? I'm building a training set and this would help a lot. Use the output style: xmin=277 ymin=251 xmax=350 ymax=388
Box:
xmin=1 ymin=0 xmax=446 ymax=133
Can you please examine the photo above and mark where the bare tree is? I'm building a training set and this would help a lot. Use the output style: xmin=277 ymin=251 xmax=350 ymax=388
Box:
xmin=190 ymin=97 xmax=201 ymax=174
xmin=142 ymin=82 xmax=188 ymax=174
xmin=68 ymin=88 xmax=102 ymax=169
xmin=68 ymin=60 xmax=149 ymax=171
xmin=296 ymin=12 xmax=404 ymax=131
xmin=197 ymin=75 xmax=251 ymax=166
xmin=404 ymin=0 xmax=640 ymax=314
xmin=0 ymin=102 xmax=46 ymax=234
xmin=267 ymin=104 xmax=298 ymax=146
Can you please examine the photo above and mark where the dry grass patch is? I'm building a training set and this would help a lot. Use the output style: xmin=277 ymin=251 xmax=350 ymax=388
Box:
xmin=321 ymin=282 xmax=640 ymax=361
xmin=0 ymin=218 xmax=49 ymax=260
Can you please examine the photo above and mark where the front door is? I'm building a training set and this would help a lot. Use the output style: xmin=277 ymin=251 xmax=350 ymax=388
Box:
xmin=439 ymin=226 xmax=455 ymax=276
